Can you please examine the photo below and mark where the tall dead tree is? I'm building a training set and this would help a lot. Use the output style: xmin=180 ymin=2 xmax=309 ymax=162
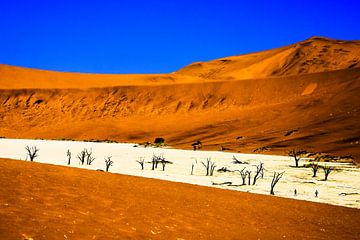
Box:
xmin=136 ymin=157 xmax=145 ymax=170
xmin=201 ymin=158 xmax=216 ymax=176
xmin=77 ymin=149 xmax=87 ymax=165
xmin=85 ymin=148 xmax=95 ymax=165
xmin=288 ymin=150 xmax=307 ymax=167
xmin=67 ymin=149 xmax=71 ymax=165
xmin=25 ymin=146 xmax=39 ymax=162
xmin=322 ymin=166 xmax=333 ymax=181
xmin=270 ymin=172 xmax=284 ymax=195
xmin=253 ymin=163 xmax=264 ymax=185
xmin=246 ymin=170 xmax=252 ymax=185
xmin=104 ymin=156 xmax=113 ymax=172
xmin=151 ymin=154 xmax=163 ymax=170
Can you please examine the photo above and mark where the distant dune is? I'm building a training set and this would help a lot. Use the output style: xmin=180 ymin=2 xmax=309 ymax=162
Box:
xmin=0 ymin=36 xmax=359 ymax=162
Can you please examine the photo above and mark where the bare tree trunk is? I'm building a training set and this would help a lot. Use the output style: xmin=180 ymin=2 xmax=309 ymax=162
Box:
xmin=253 ymin=163 xmax=264 ymax=185
xmin=270 ymin=172 xmax=284 ymax=195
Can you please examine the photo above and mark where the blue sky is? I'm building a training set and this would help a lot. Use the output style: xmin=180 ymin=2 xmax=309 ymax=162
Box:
xmin=1 ymin=0 xmax=359 ymax=73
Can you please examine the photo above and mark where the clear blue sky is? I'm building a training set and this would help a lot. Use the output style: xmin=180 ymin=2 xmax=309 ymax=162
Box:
xmin=1 ymin=0 xmax=359 ymax=73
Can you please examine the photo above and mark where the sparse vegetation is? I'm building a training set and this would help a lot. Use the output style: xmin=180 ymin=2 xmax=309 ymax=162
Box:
xmin=288 ymin=149 xmax=308 ymax=167
xmin=322 ymin=165 xmax=334 ymax=181
xmin=151 ymin=154 xmax=172 ymax=171
xmin=136 ymin=157 xmax=145 ymax=170
xmin=154 ymin=137 xmax=165 ymax=146
xmin=254 ymin=146 xmax=270 ymax=153
xmin=270 ymin=172 xmax=284 ymax=195
xmin=67 ymin=149 xmax=71 ymax=165
xmin=232 ymin=155 xmax=248 ymax=164
xmin=77 ymin=148 xmax=95 ymax=165
xmin=191 ymin=140 xmax=202 ymax=151
xmin=310 ymin=161 xmax=320 ymax=177
xmin=253 ymin=163 xmax=264 ymax=185
xmin=25 ymin=146 xmax=39 ymax=161
xmin=246 ymin=170 xmax=252 ymax=185
xmin=284 ymin=129 xmax=298 ymax=136
xmin=217 ymin=167 xmax=232 ymax=173
xmin=104 ymin=156 xmax=113 ymax=172
xmin=201 ymin=158 xmax=216 ymax=176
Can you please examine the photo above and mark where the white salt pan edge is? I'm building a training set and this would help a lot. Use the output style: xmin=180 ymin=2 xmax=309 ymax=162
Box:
xmin=0 ymin=138 xmax=359 ymax=209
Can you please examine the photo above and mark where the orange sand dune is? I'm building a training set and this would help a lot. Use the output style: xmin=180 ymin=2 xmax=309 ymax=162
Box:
xmin=0 ymin=158 xmax=359 ymax=240
xmin=0 ymin=37 xmax=359 ymax=162
xmin=176 ymin=37 xmax=360 ymax=80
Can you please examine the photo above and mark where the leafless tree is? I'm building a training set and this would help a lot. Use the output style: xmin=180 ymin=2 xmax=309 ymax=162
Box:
xmin=288 ymin=150 xmax=308 ymax=167
xmin=270 ymin=172 xmax=284 ymax=195
xmin=104 ymin=156 xmax=113 ymax=172
xmin=310 ymin=162 xmax=320 ymax=177
xmin=67 ymin=149 xmax=71 ymax=165
xmin=136 ymin=157 xmax=145 ymax=170
xmin=85 ymin=148 xmax=95 ymax=165
xmin=246 ymin=170 xmax=252 ymax=185
xmin=25 ymin=146 xmax=39 ymax=161
xmin=150 ymin=154 xmax=172 ymax=171
xmin=77 ymin=149 xmax=87 ymax=165
xmin=201 ymin=158 xmax=216 ymax=176
xmin=77 ymin=148 xmax=95 ymax=165
xmin=322 ymin=166 xmax=333 ymax=181
xmin=253 ymin=163 xmax=264 ymax=185
xmin=151 ymin=154 xmax=163 ymax=170
xmin=235 ymin=168 xmax=247 ymax=185
xmin=191 ymin=163 xmax=194 ymax=175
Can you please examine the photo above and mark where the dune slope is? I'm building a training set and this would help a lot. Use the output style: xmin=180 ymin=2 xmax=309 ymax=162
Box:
xmin=0 ymin=37 xmax=359 ymax=162
xmin=0 ymin=158 xmax=359 ymax=240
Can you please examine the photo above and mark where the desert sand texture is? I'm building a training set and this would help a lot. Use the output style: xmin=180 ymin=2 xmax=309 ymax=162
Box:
xmin=0 ymin=158 xmax=360 ymax=240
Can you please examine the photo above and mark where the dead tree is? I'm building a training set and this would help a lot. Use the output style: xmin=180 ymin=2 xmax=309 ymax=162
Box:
xmin=161 ymin=160 xmax=167 ymax=171
xmin=246 ymin=170 xmax=252 ymax=185
xmin=104 ymin=156 xmax=113 ymax=172
xmin=310 ymin=162 xmax=320 ymax=177
xmin=25 ymin=146 xmax=39 ymax=161
xmin=288 ymin=150 xmax=307 ymax=167
xmin=235 ymin=168 xmax=247 ymax=185
xmin=85 ymin=148 xmax=95 ymax=165
xmin=151 ymin=154 xmax=162 ymax=170
xmin=201 ymin=158 xmax=216 ymax=176
xmin=270 ymin=172 xmax=284 ymax=195
xmin=192 ymin=140 xmax=202 ymax=151
xmin=77 ymin=149 xmax=87 ymax=165
xmin=136 ymin=157 xmax=145 ymax=170
xmin=232 ymin=155 xmax=248 ymax=164
xmin=253 ymin=163 xmax=264 ymax=185
xmin=322 ymin=166 xmax=333 ymax=181
xmin=191 ymin=163 xmax=194 ymax=175
xmin=67 ymin=149 xmax=71 ymax=165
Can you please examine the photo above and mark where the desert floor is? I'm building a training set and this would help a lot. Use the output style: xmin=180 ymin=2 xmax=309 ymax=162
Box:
xmin=0 ymin=158 xmax=359 ymax=240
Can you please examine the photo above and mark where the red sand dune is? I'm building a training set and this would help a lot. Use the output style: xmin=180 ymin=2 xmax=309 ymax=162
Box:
xmin=0 ymin=158 xmax=359 ymax=240
xmin=0 ymin=36 xmax=360 ymax=162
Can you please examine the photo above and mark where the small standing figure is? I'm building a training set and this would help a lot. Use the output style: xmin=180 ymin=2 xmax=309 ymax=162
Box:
xmin=294 ymin=189 xmax=297 ymax=196
xmin=315 ymin=190 xmax=319 ymax=198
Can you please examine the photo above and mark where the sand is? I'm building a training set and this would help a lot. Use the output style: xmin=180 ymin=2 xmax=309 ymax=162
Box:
xmin=0 ymin=157 xmax=359 ymax=240
xmin=0 ymin=37 xmax=359 ymax=163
